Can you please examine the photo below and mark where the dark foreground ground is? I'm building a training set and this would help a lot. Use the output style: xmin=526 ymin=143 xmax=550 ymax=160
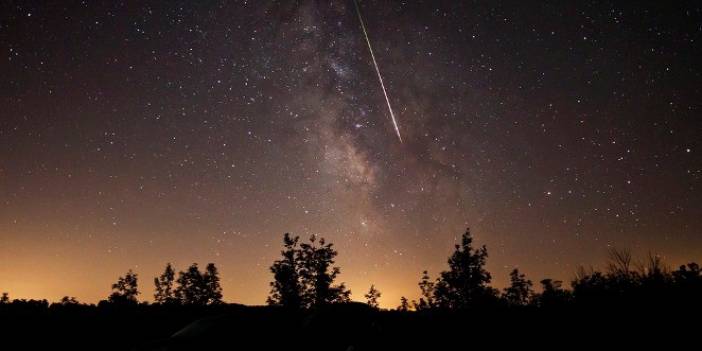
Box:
xmin=0 ymin=302 xmax=697 ymax=350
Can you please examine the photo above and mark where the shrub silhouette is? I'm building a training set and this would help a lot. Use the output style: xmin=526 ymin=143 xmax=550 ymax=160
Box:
xmin=571 ymin=249 xmax=702 ymax=310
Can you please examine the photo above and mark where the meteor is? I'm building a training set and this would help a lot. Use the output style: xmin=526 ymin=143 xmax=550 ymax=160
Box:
xmin=353 ymin=0 xmax=403 ymax=143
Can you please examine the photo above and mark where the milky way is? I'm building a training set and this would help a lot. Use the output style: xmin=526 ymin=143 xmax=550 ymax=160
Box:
xmin=1 ymin=1 xmax=701 ymax=307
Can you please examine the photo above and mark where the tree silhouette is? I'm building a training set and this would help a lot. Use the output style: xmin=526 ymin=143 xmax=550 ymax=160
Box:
xmin=0 ymin=292 xmax=9 ymax=304
xmin=535 ymin=279 xmax=571 ymax=308
xmin=673 ymin=262 xmax=702 ymax=286
xmin=154 ymin=263 xmax=178 ymax=304
xmin=397 ymin=296 xmax=410 ymax=311
xmin=176 ymin=263 xmax=205 ymax=305
xmin=268 ymin=233 xmax=350 ymax=308
xmin=298 ymin=235 xmax=351 ymax=307
xmin=175 ymin=263 xmax=222 ymax=305
xmin=203 ymin=263 xmax=223 ymax=305
xmin=502 ymin=268 xmax=533 ymax=306
xmin=364 ymin=284 xmax=381 ymax=309
xmin=108 ymin=269 xmax=139 ymax=304
xmin=59 ymin=296 xmax=79 ymax=305
xmin=433 ymin=228 xmax=494 ymax=309
xmin=268 ymin=233 xmax=303 ymax=308
xmin=414 ymin=271 xmax=435 ymax=310
xmin=673 ymin=262 xmax=702 ymax=305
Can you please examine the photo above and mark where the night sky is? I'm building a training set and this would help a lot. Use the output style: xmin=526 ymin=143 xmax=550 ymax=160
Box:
xmin=2 ymin=1 xmax=701 ymax=307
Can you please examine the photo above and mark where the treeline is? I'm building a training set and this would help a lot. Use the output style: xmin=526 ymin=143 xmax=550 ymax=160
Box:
xmin=100 ymin=262 xmax=223 ymax=306
xmin=265 ymin=229 xmax=702 ymax=311
xmin=1 ymin=229 xmax=701 ymax=311
xmin=0 ymin=263 xmax=224 ymax=308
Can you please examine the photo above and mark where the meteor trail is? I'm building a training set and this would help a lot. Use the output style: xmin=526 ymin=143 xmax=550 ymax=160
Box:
xmin=353 ymin=0 xmax=403 ymax=143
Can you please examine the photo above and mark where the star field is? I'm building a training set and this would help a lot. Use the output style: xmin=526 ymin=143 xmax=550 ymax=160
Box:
xmin=1 ymin=1 xmax=701 ymax=307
